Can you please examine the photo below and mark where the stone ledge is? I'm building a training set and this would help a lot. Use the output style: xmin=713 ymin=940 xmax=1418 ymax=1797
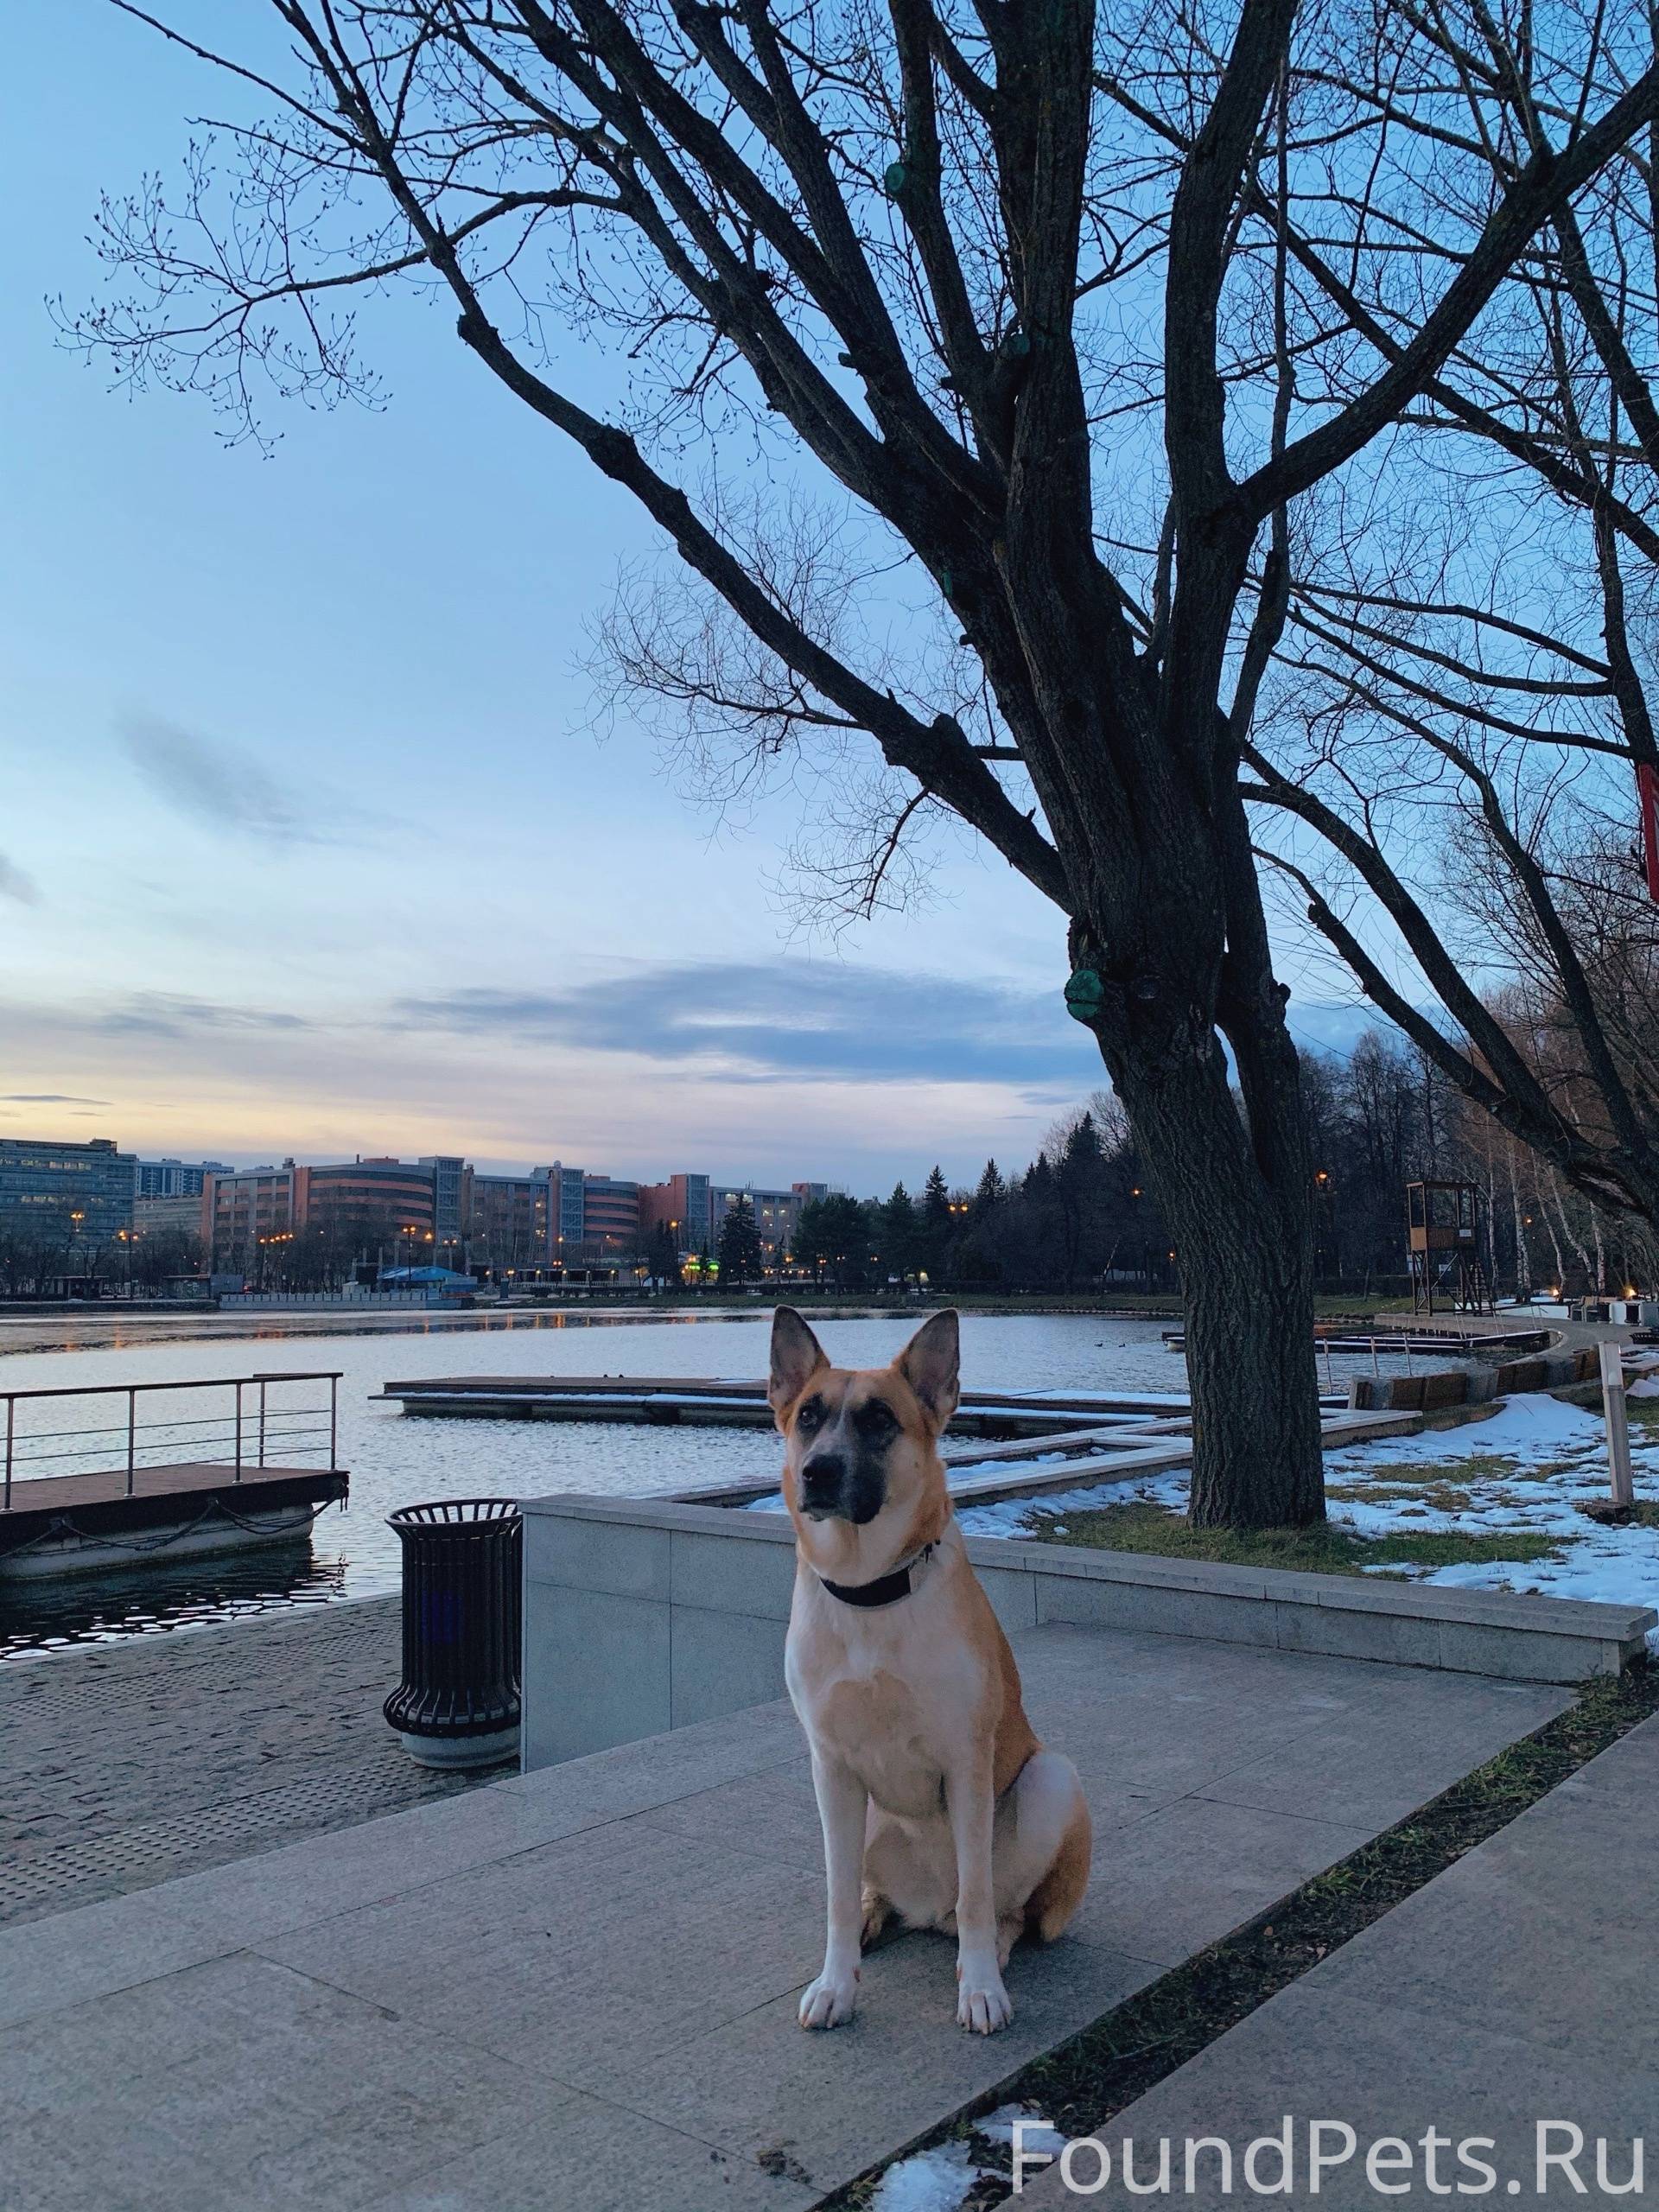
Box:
xmin=521 ymin=1497 xmax=1655 ymax=1770
xmin=524 ymin=1492 xmax=1654 ymax=1645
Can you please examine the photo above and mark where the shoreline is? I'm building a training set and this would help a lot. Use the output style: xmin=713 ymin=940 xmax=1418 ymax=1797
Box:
xmin=0 ymin=1295 xmax=1189 ymax=1359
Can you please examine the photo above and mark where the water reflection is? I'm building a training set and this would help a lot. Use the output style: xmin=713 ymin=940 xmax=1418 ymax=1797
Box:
xmin=0 ymin=1540 xmax=348 ymax=1660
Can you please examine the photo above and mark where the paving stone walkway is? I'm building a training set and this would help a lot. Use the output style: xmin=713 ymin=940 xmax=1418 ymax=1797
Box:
xmin=0 ymin=1620 xmax=1572 ymax=2211
xmin=1020 ymin=1707 xmax=1659 ymax=2209
xmin=0 ymin=1600 xmax=492 ymax=1926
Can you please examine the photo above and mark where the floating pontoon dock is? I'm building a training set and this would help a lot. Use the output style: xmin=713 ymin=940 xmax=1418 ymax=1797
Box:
xmin=378 ymin=1374 xmax=1195 ymax=1434
xmin=378 ymin=1374 xmax=1411 ymax=1510
xmin=0 ymin=1373 xmax=348 ymax=1580
xmin=1160 ymin=1325 xmax=1554 ymax=1356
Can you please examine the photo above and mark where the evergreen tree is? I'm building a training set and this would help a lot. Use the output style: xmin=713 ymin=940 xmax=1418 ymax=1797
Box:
xmin=1056 ymin=1112 xmax=1108 ymax=1288
xmin=647 ymin=1221 xmax=681 ymax=1285
xmin=920 ymin=1164 xmax=954 ymax=1287
xmin=797 ymin=1193 xmax=868 ymax=1289
xmin=715 ymin=1195 xmax=765 ymax=1285
xmin=880 ymin=1181 xmax=918 ymax=1281
xmin=972 ymin=1160 xmax=1006 ymax=1216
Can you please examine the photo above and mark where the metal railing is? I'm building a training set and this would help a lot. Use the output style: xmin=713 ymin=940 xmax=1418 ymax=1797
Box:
xmin=1 ymin=1372 xmax=342 ymax=1510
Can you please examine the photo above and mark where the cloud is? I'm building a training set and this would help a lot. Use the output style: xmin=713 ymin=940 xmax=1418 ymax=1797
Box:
xmin=118 ymin=714 xmax=332 ymax=845
xmin=0 ymin=852 xmax=41 ymax=905
xmin=0 ymin=1092 xmax=111 ymax=1105
xmin=394 ymin=960 xmax=1094 ymax=1089
xmin=93 ymin=994 xmax=313 ymax=1039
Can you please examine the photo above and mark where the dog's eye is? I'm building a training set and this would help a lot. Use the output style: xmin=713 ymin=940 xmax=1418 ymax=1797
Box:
xmin=798 ymin=1396 xmax=824 ymax=1432
xmin=853 ymin=1400 xmax=897 ymax=1440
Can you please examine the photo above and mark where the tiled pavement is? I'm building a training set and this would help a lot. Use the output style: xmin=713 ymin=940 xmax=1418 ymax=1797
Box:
xmin=0 ymin=1599 xmax=490 ymax=1926
xmin=0 ymin=1621 xmax=1571 ymax=2211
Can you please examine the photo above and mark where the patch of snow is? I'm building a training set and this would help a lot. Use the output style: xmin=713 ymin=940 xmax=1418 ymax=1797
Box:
xmin=1316 ymin=1392 xmax=1659 ymax=1651
xmin=1338 ymin=1393 xmax=1603 ymax=1465
xmin=943 ymin=1451 xmax=1076 ymax=1478
xmin=957 ymin=1467 xmax=1188 ymax=1537
xmin=868 ymin=2140 xmax=982 ymax=2212
xmin=974 ymin=2105 xmax=1068 ymax=2157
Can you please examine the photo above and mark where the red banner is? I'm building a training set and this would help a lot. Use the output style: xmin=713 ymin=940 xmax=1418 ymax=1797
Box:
xmin=1642 ymin=763 xmax=1659 ymax=903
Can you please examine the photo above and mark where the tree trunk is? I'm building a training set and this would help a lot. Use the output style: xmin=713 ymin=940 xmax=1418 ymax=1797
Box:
xmin=1103 ymin=1014 xmax=1324 ymax=1529
xmin=1507 ymin=1144 xmax=1533 ymax=1298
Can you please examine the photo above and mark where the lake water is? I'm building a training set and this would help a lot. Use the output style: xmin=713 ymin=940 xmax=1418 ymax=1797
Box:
xmin=0 ymin=1307 xmax=1417 ymax=1658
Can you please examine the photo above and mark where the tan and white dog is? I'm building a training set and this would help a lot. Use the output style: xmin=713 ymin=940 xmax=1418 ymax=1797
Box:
xmin=770 ymin=1306 xmax=1091 ymax=2035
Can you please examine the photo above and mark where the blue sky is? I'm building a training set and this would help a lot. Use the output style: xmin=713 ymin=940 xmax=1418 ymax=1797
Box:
xmin=0 ymin=3 xmax=1368 ymax=1192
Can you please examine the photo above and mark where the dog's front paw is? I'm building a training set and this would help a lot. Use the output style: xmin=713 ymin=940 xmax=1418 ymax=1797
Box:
xmin=955 ymin=1959 xmax=1014 ymax=2035
xmin=798 ymin=1964 xmax=860 ymax=2030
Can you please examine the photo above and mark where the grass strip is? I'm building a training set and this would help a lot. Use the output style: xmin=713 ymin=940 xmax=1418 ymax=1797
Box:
xmin=817 ymin=1660 xmax=1659 ymax=2210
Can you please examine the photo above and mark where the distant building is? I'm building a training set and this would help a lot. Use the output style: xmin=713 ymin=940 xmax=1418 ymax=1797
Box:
xmin=467 ymin=1162 xmax=639 ymax=1267
xmin=204 ymin=1156 xmax=437 ymax=1268
xmin=552 ymin=1164 xmax=586 ymax=1249
xmin=579 ymin=1175 xmax=640 ymax=1258
xmin=134 ymin=1192 xmax=206 ymax=1240
xmin=0 ymin=1136 xmax=136 ymax=1248
xmin=134 ymin=1157 xmax=232 ymax=1200
xmin=639 ymin=1173 xmax=713 ymax=1255
xmin=711 ymin=1184 xmax=809 ymax=1268
xmin=193 ymin=1147 xmax=828 ymax=1278
xmin=201 ymin=1164 xmax=295 ymax=1262
xmin=467 ymin=1166 xmax=556 ymax=1270
xmin=419 ymin=1154 xmax=471 ymax=1264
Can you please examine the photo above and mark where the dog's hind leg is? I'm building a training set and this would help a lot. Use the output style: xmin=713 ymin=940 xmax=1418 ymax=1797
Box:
xmin=860 ymin=1885 xmax=895 ymax=1949
xmin=994 ymin=1750 xmax=1092 ymax=1949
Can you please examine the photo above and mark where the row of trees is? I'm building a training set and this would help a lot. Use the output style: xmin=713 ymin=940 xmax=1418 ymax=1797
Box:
xmin=734 ymin=1029 xmax=1659 ymax=1298
xmin=0 ymin=1224 xmax=202 ymax=1300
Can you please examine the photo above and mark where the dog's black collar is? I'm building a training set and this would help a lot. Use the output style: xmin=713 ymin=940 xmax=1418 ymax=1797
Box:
xmin=818 ymin=1545 xmax=934 ymax=1610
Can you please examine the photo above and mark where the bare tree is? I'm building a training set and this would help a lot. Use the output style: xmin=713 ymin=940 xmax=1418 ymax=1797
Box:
xmin=1211 ymin=0 xmax=1659 ymax=1226
xmin=72 ymin=0 xmax=1659 ymax=1522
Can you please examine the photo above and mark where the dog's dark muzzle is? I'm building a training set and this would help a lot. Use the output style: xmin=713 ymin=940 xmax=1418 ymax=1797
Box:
xmin=798 ymin=1451 xmax=887 ymax=1524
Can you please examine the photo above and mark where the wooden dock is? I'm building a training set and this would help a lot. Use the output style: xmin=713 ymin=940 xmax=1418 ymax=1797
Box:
xmin=0 ymin=1373 xmax=348 ymax=1580
xmin=379 ymin=1373 xmax=1419 ymax=1513
xmin=378 ymin=1374 xmax=1195 ymax=1441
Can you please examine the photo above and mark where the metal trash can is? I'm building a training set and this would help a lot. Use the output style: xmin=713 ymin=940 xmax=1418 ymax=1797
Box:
xmin=384 ymin=1498 xmax=522 ymax=1770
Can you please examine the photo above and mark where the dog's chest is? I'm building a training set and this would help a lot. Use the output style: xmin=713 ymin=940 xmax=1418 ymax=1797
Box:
xmin=814 ymin=1667 xmax=944 ymax=1815
xmin=794 ymin=1634 xmax=981 ymax=1818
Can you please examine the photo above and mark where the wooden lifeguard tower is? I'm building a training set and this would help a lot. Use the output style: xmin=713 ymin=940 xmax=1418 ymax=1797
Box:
xmin=1407 ymin=1179 xmax=1494 ymax=1316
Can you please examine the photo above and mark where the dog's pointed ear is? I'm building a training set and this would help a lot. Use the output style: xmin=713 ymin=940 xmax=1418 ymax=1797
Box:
xmin=769 ymin=1306 xmax=828 ymax=1423
xmin=895 ymin=1309 xmax=960 ymax=1429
